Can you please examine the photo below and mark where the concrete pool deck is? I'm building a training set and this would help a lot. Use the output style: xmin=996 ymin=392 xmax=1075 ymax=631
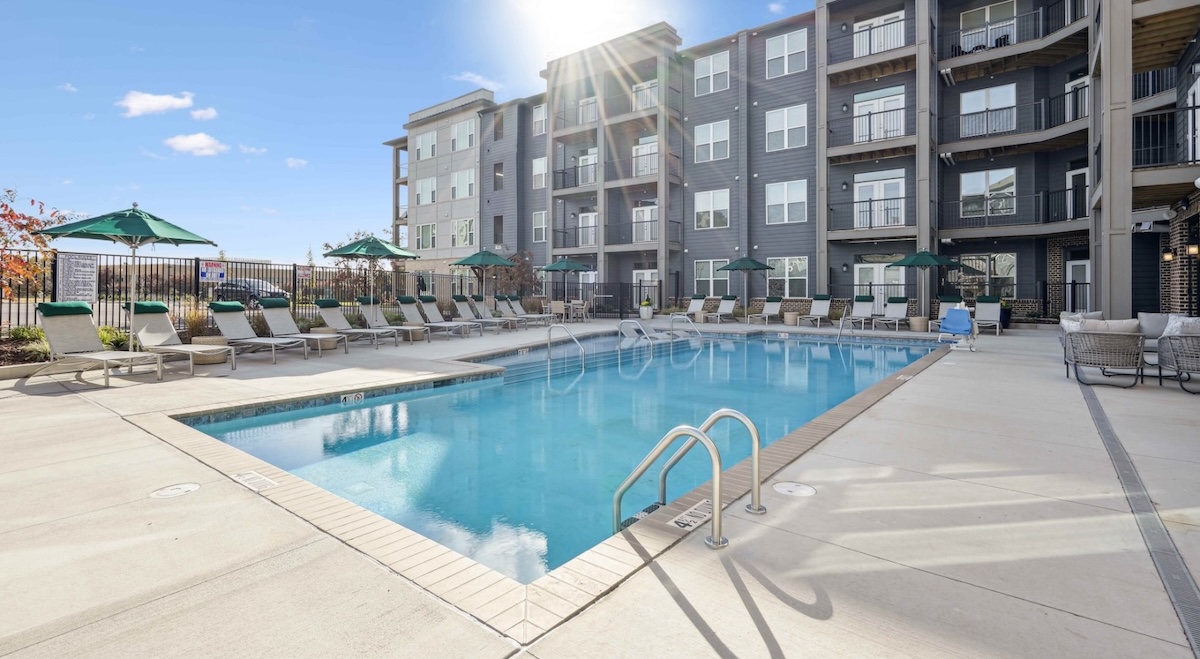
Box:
xmin=1 ymin=322 xmax=1197 ymax=657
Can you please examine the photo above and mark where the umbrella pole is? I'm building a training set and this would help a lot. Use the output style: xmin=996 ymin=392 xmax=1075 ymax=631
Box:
xmin=128 ymin=245 xmax=138 ymax=367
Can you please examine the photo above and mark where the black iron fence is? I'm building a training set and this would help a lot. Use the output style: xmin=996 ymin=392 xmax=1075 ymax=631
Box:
xmin=939 ymin=281 xmax=1091 ymax=317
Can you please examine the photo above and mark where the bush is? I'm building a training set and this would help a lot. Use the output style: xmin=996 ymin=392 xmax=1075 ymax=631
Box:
xmin=249 ymin=313 xmax=270 ymax=337
xmin=97 ymin=326 xmax=129 ymax=350
xmin=7 ymin=325 xmax=45 ymax=342
xmin=21 ymin=339 xmax=50 ymax=362
xmin=180 ymin=295 xmax=215 ymax=338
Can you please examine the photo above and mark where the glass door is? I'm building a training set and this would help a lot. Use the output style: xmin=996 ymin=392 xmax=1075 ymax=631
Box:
xmin=632 ymin=139 xmax=658 ymax=177
xmin=632 ymin=80 xmax=659 ymax=111
xmin=854 ymin=263 xmax=903 ymax=314
xmin=853 ymin=178 xmax=905 ymax=228
xmin=854 ymin=11 xmax=905 ymax=57
xmin=1065 ymin=77 xmax=1089 ymax=122
xmin=578 ymin=212 xmax=597 ymax=247
xmin=1065 ymin=260 xmax=1090 ymax=312
xmin=577 ymin=147 xmax=597 ymax=185
xmin=854 ymin=94 xmax=904 ymax=142
xmin=632 ymin=206 xmax=658 ymax=242
xmin=632 ymin=269 xmax=659 ymax=308
xmin=578 ymin=96 xmax=598 ymax=124
xmin=1065 ymin=167 xmax=1088 ymax=219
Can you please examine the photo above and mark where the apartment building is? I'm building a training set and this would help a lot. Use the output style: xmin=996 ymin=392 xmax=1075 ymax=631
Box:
xmin=386 ymin=0 xmax=1200 ymax=317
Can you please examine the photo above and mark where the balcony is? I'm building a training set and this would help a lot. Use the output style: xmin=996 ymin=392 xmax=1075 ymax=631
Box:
xmin=829 ymin=108 xmax=913 ymax=147
xmin=607 ymin=219 xmax=681 ymax=246
xmin=939 ymin=190 xmax=1088 ymax=233
xmin=604 ymin=153 xmax=681 ymax=183
xmin=940 ymin=86 xmax=1087 ymax=154
xmin=1131 ymin=106 xmax=1200 ymax=209
xmin=1133 ymin=68 xmax=1177 ymax=101
xmin=601 ymin=83 xmax=682 ymax=122
xmin=554 ymin=225 xmax=599 ymax=249
xmin=554 ymin=99 xmax=600 ymax=132
xmin=553 ymin=163 xmax=599 ymax=191
xmin=828 ymin=197 xmax=917 ymax=232
xmin=940 ymin=0 xmax=1086 ymax=59
xmin=829 ymin=18 xmax=913 ymax=64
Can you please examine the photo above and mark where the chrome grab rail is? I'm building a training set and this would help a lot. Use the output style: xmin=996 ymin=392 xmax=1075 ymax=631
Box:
xmin=657 ymin=408 xmax=766 ymax=516
xmin=617 ymin=318 xmax=656 ymax=342
xmin=669 ymin=314 xmax=702 ymax=338
xmin=612 ymin=425 xmax=728 ymax=549
xmin=836 ymin=310 xmax=850 ymax=343
xmin=546 ymin=324 xmax=585 ymax=368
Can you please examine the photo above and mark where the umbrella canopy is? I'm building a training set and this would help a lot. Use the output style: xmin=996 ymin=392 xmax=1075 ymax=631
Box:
xmin=887 ymin=251 xmax=958 ymax=269
xmin=542 ymin=257 xmax=591 ymax=272
xmin=452 ymin=250 xmax=516 ymax=268
xmin=324 ymin=235 xmax=417 ymax=260
xmin=717 ymin=257 xmax=773 ymax=272
xmin=33 ymin=202 xmax=216 ymax=359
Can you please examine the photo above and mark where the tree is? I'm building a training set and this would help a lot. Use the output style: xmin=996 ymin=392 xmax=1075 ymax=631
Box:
xmin=494 ymin=250 xmax=541 ymax=295
xmin=306 ymin=246 xmax=315 ymax=267
xmin=0 ymin=189 xmax=65 ymax=300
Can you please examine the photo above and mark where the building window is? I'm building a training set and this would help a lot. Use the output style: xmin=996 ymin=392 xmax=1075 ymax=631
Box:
xmin=951 ymin=252 xmax=1016 ymax=298
xmin=492 ymin=216 xmax=504 ymax=246
xmin=960 ymin=1 xmax=1016 ymax=52
xmin=415 ymin=131 xmax=436 ymax=160
xmin=532 ymin=157 xmax=547 ymax=189
xmin=767 ymin=257 xmax=808 ymax=298
xmin=415 ymin=223 xmax=436 ymax=250
xmin=493 ymin=162 xmax=503 ymax=191
xmin=494 ymin=111 xmax=504 ymax=141
xmin=532 ymin=211 xmax=547 ymax=243
xmin=695 ymin=51 xmax=730 ymax=96
xmin=694 ymin=120 xmax=730 ymax=163
xmin=532 ymin=104 xmax=546 ymax=135
xmin=451 ymin=119 xmax=475 ymax=152
xmin=765 ymin=180 xmax=807 ymax=224
xmin=451 ymin=218 xmax=475 ymax=247
xmin=766 ymin=29 xmax=807 ymax=79
xmin=415 ymin=177 xmax=437 ymax=205
xmin=451 ymin=170 xmax=475 ymax=199
xmin=694 ymin=259 xmax=730 ymax=297
xmin=960 ymin=168 xmax=1015 ymax=217
xmin=960 ymin=84 xmax=1016 ymax=137
xmin=694 ymin=189 xmax=730 ymax=230
xmin=766 ymin=104 xmax=807 ymax=151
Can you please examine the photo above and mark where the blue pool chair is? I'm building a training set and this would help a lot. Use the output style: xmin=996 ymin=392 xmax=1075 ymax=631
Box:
xmin=937 ymin=308 xmax=975 ymax=351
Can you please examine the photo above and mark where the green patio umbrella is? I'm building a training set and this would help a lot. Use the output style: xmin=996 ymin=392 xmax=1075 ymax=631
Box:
xmin=34 ymin=202 xmax=216 ymax=357
xmin=718 ymin=257 xmax=772 ymax=307
xmin=887 ymin=250 xmax=962 ymax=317
xmin=542 ymin=257 xmax=591 ymax=300
xmin=324 ymin=235 xmax=417 ymax=324
xmin=452 ymin=250 xmax=516 ymax=299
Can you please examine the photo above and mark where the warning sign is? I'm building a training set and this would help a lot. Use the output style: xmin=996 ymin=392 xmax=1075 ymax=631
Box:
xmin=199 ymin=260 xmax=226 ymax=282
xmin=296 ymin=266 xmax=312 ymax=280
xmin=669 ymin=499 xmax=713 ymax=530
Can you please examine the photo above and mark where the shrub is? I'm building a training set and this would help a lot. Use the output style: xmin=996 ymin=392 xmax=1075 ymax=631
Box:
xmin=294 ymin=318 xmax=315 ymax=333
xmin=180 ymin=295 xmax=215 ymax=338
xmin=21 ymin=339 xmax=50 ymax=362
xmin=8 ymin=325 xmax=45 ymax=342
xmin=385 ymin=312 xmax=406 ymax=325
xmin=97 ymin=326 xmax=129 ymax=350
xmin=344 ymin=313 xmax=365 ymax=328
xmin=249 ymin=313 xmax=270 ymax=337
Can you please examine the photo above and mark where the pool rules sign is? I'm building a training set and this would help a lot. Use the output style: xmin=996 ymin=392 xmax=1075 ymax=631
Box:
xmin=55 ymin=253 xmax=98 ymax=303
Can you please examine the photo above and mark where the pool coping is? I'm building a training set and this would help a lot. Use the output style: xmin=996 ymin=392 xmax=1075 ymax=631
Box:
xmin=128 ymin=335 xmax=950 ymax=645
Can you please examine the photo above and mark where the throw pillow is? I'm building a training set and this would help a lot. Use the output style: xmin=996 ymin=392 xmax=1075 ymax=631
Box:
xmin=1161 ymin=314 xmax=1200 ymax=337
xmin=1060 ymin=311 xmax=1102 ymax=333
xmin=1137 ymin=312 xmax=1170 ymax=338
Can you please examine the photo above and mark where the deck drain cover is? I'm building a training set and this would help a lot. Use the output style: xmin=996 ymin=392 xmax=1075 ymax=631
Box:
xmin=233 ymin=471 xmax=279 ymax=492
xmin=150 ymin=483 xmax=200 ymax=499
xmin=774 ymin=482 xmax=817 ymax=497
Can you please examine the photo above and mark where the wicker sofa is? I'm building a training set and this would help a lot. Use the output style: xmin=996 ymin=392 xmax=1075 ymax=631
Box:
xmin=1063 ymin=331 xmax=1145 ymax=387
xmin=1158 ymin=335 xmax=1200 ymax=394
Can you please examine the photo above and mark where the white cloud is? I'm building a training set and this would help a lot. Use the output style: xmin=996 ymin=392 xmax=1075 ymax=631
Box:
xmin=767 ymin=2 xmax=786 ymax=14
xmin=116 ymin=90 xmax=194 ymax=118
xmin=62 ymin=179 xmax=72 ymax=185
xmin=239 ymin=144 xmax=267 ymax=155
xmin=284 ymin=157 xmax=308 ymax=169
xmin=82 ymin=113 xmax=96 ymax=120
xmin=163 ymin=133 xmax=230 ymax=157
xmin=129 ymin=45 xmax=145 ymax=54
xmin=140 ymin=148 xmax=165 ymax=160
xmin=57 ymin=83 xmax=78 ymax=93
xmin=262 ymin=207 xmax=279 ymax=215
xmin=450 ymin=71 xmax=502 ymax=91
xmin=190 ymin=107 xmax=218 ymax=121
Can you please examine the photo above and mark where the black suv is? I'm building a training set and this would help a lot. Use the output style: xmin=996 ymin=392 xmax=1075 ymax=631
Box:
xmin=212 ymin=278 xmax=289 ymax=308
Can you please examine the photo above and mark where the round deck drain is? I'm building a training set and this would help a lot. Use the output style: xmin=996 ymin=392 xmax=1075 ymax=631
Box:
xmin=150 ymin=483 xmax=201 ymax=499
xmin=773 ymin=482 xmax=817 ymax=497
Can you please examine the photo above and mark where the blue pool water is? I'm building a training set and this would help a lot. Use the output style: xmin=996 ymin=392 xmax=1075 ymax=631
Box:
xmin=195 ymin=335 xmax=933 ymax=583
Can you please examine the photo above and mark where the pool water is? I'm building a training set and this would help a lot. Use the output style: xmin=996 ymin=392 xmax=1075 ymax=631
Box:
xmin=195 ymin=336 xmax=933 ymax=583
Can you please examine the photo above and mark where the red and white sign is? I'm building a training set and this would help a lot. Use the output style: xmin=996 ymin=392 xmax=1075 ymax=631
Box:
xmin=199 ymin=260 xmax=226 ymax=281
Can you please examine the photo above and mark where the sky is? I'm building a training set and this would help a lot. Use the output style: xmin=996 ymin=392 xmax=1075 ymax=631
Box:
xmin=3 ymin=0 xmax=814 ymax=264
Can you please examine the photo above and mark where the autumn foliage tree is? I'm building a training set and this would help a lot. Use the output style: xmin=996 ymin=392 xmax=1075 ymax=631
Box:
xmin=1 ymin=189 xmax=65 ymax=300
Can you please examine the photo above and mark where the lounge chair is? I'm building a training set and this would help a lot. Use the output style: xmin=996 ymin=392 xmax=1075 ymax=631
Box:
xmin=471 ymin=295 xmax=524 ymax=330
xmin=419 ymin=295 xmax=481 ymax=336
xmin=872 ymin=297 xmax=910 ymax=331
xmin=396 ymin=296 xmax=472 ymax=339
xmin=258 ymin=298 xmax=348 ymax=356
xmin=673 ymin=294 xmax=707 ymax=318
xmin=937 ymin=307 xmax=976 ymax=352
xmin=974 ymin=296 xmax=1003 ymax=335
xmin=453 ymin=295 xmax=510 ymax=333
xmin=503 ymin=295 xmax=554 ymax=326
xmin=847 ymin=295 xmax=875 ymax=329
xmin=1065 ymin=331 xmax=1144 ymax=387
xmin=799 ymin=295 xmax=831 ymax=327
xmin=315 ymin=299 xmax=401 ymax=348
xmin=747 ymin=297 xmax=783 ymax=325
xmin=704 ymin=295 xmax=738 ymax=323
xmin=210 ymin=301 xmax=309 ymax=362
xmin=358 ymin=297 xmax=430 ymax=342
xmin=928 ymin=296 xmax=963 ymax=333
xmin=124 ymin=301 xmax=235 ymax=374
xmin=35 ymin=301 xmax=163 ymax=387
xmin=1158 ymin=334 xmax=1200 ymax=394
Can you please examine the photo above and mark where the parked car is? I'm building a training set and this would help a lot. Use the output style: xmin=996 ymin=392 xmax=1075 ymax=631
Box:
xmin=212 ymin=278 xmax=289 ymax=308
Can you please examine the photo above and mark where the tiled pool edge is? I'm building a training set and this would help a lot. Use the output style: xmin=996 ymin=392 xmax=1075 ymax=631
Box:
xmin=127 ymin=342 xmax=950 ymax=646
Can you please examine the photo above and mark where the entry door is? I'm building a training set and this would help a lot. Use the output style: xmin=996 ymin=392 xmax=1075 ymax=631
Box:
xmin=1065 ymin=260 xmax=1090 ymax=313
xmin=854 ymin=263 xmax=904 ymax=314
xmin=632 ymin=80 xmax=659 ymax=111
xmin=632 ymin=206 xmax=658 ymax=242
xmin=632 ymin=140 xmax=658 ymax=177
xmin=578 ymin=148 xmax=597 ymax=185
xmin=1065 ymin=167 xmax=1088 ymax=219
xmin=578 ymin=212 xmax=597 ymax=247
xmin=632 ymin=269 xmax=659 ymax=308
xmin=1065 ymin=77 xmax=1089 ymax=122
xmin=854 ymin=178 xmax=905 ymax=228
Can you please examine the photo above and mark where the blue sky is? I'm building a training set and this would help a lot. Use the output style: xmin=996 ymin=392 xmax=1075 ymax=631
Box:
xmin=3 ymin=0 xmax=813 ymax=264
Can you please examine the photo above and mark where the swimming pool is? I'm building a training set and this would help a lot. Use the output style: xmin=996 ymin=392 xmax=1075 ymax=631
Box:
xmin=194 ymin=335 xmax=934 ymax=583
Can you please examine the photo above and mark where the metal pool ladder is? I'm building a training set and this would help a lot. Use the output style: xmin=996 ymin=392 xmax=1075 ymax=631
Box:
xmin=669 ymin=314 xmax=702 ymax=338
xmin=546 ymin=324 xmax=585 ymax=368
xmin=612 ymin=408 xmax=766 ymax=549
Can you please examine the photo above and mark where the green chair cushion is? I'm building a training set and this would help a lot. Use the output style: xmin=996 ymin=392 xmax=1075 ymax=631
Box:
xmin=357 ymin=296 xmax=383 ymax=305
xmin=508 ymin=295 xmax=521 ymax=301
xmin=396 ymin=296 xmax=418 ymax=304
xmin=691 ymin=294 xmax=707 ymax=299
xmin=854 ymin=295 xmax=875 ymax=302
xmin=765 ymin=296 xmax=783 ymax=303
xmin=887 ymin=296 xmax=909 ymax=304
xmin=939 ymin=295 xmax=963 ymax=303
xmin=209 ymin=301 xmax=245 ymax=313
xmin=37 ymin=301 xmax=93 ymax=316
xmin=452 ymin=295 xmax=468 ymax=302
xmin=471 ymin=295 xmax=486 ymax=302
xmin=257 ymin=298 xmax=290 ymax=309
xmin=812 ymin=294 xmax=832 ymax=301
xmin=418 ymin=295 xmax=438 ymax=303
xmin=721 ymin=295 xmax=737 ymax=301
xmin=122 ymin=301 xmax=170 ymax=314
xmin=314 ymin=298 xmax=341 ymax=308
xmin=977 ymin=295 xmax=1002 ymax=303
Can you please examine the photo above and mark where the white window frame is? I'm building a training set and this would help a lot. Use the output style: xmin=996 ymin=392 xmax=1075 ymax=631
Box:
xmin=766 ymin=29 xmax=808 ymax=79
xmin=959 ymin=83 xmax=1017 ymax=137
xmin=415 ymin=131 xmax=437 ymax=160
xmin=451 ymin=170 xmax=475 ymax=199
xmin=694 ymin=259 xmax=730 ymax=297
xmin=960 ymin=168 xmax=1016 ymax=217
xmin=767 ymin=257 xmax=809 ymax=298
xmin=415 ymin=223 xmax=436 ymax=250
xmin=451 ymin=218 xmax=475 ymax=248
xmin=532 ymin=104 xmax=547 ymax=135
xmin=695 ymin=51 xmax=730 ymax=96
xmin=415 ymin=177 xmax=437 ymax=206
xmin=532 ymin=211 xmax=547 ymax=243
xmin=765 ymin=179 xmax=807 ymax=224
xmin=766 ymin=104 xmax=807 ymax=151
xmin=950 ymin=252 xmax=1017 ymax=298
xmin=451 ymin=119 xmax=475 ymax=152
xmin=694 ymin=189 xmax=730 ymax=230
xmin=853 ymin=170 xmax=906 ymax=228
xmin=532 ymin=157 xmax=547 ymax=189
xmin=694 ymin=120 xmax=730 ymax=163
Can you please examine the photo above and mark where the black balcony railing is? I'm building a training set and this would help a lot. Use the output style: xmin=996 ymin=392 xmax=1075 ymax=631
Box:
xmin=553 ymin=163 xmax=599 ymax=190
xmin=939 ymin=190 xmax=1089 ymax=229
xmin=828 ymin=17 xmax=913 ymax=64
xmin=939 ymin=0 xmax=1086 ymax=59
xmin=554 ymin=98 xmax=600 ymax=131
xmin=829 ymin=107 xmax=912 ymax=147
xmin=1133 ymin=68 xmax=1177 ymax=101
xmin=553 ymin=225 xmax=599 ymax=249
xmin=601 ymin=83 xmax=682 ymax=119
xmin=828 ymin=197 xmax=917 ymax=231
xmin=1133 ymin=106 xmax=1200 ymax=168
xmin=604 ymin=152 xmax=681 ymax=181
xmin=941 ymin=86 xmax=1087 ymax=143
xmin=1046 ymin=187 xmax=1090 ymax=222
xmin=553 ymin=219 xmax=681 ymax=247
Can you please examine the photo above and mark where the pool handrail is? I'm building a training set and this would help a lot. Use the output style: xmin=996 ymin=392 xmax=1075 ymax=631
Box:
xmin=546 ymin=324 xmax=585 ymax=368
xmin=612 ymin=424 xmax=728 ymax=549
xmin=657 ymin=408 xmax=767 ymax=516
xmin=669 ymin=314 xmax=702 ymax=338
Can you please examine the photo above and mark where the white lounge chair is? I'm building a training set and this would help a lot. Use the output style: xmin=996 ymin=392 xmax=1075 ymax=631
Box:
xmin=928 ymin=296 xmax=962 ymax=332
xmin=452 ymin=295 xmax=509 ymax=333
xmin=974 ymin=296 xmax=1003 ymax=336
xmin=315 ymin=299 xmax=400 ymax=348
xmin=504 ymin=295 xmax=554 ymax=326
xmin=358 ymin=298 xmax=430 ymax=342
xmin=847 ymin=295 xmax=875 ymax=329
xmin=471 ymin=295 xmax=524 ymax=330
xmin=419 ymin=295 xmax=481 ymax=336
xmin=125 ymin=301 xmax=235 ymax=374
xmin=872 ymin=297 xmax=910 ymax=331
xmin=35 ymin=301 xmax=163 ymax=387
xmin=396 ymin=296 xmax=472 ymax=339
xmin=704 ymin=295 xmax=738 ymax=323
xmin=209 ymin=301 xmax=309 ymax=363
xmin=258 ymin=298 xmax=349 ymax=356
xmin=673 ymin=295 xmax=707 ymax=318
xmin=747 ymin=297 xmax=783 ymax=325
xmin=799 ymin=295 xmax=831 ymax=327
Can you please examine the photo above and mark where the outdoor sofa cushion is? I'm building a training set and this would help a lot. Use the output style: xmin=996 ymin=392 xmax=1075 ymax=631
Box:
xmin=1060 ymin=310 xmax=1104 ymax=333
xmin=1079 ymin=319 xmax=1140 ymax=333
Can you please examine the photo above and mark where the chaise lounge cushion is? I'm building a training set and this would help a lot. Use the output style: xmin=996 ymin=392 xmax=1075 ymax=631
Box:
xmin=1079 ymin=318 xmax=1140 ymax=334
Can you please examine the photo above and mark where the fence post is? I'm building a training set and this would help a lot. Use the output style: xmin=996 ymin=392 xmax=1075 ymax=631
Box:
xmin=618 ymin=284 xmax=626 ymax=320
xmin=292 ymin=264 xmax=299 ymax=306
xmin=1040 ymin=281 xmax=1048 ymax=318
xmin=49 ymin=256 xmax=59 ymax=303
xmin=192 ymin=258 xmax=201 ymax=300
